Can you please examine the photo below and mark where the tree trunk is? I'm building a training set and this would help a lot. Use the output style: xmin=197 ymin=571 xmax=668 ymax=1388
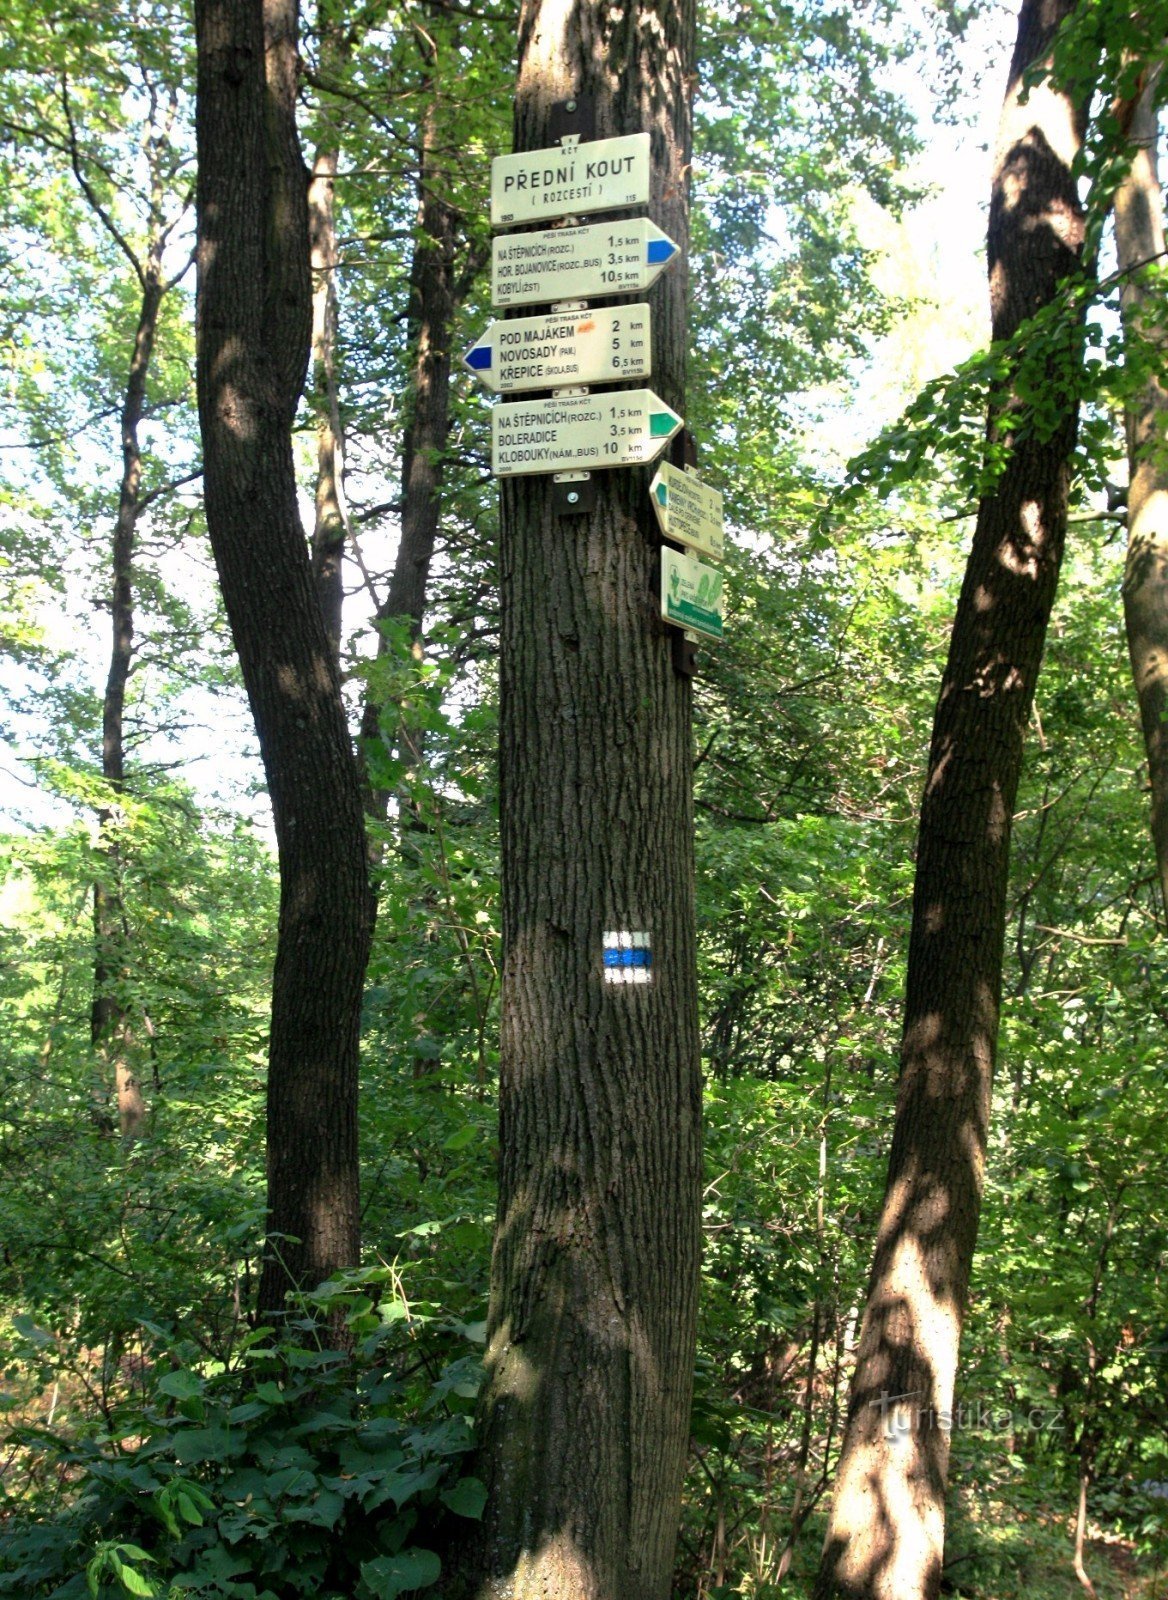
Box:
xmin=358 ymin=87 xmax=460 ymax=824
xmin=91 ymin=258 xmax=164 ymax=1139
xmin=1114 ymin=69 xmax=1168 ymax=911
xmin=309 ymin=138 xmax=346 ymax=660
xmin=813 ymin=6 xmax=1086 ymax=1598
xmin=452 ymin=0 xmax=701 ymax=1593
xmin=195 ymin=0 xmax=372 ymax=1318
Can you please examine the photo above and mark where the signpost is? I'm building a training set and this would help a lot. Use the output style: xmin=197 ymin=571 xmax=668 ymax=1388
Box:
xmin=491 ymin=219 xmax=679 ymax=308
xmin=465 ymin=305 xmax=651 ymax=394
xmin=649 ymin=462 xmax=724 ymax=561
xmin=660 ymin=546 xmax=724 ymax=640
xmin=490 ymin=132 xmax=650 ymax=227
xmin=492 ymin=389 xmax=682 ymax=476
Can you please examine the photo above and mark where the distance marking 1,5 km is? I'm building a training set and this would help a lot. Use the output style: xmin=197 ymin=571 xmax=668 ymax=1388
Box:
xmin=491 ymin=219 xmax=679 ymax=308
xmin=492 ymin=389 xmax=683 ymax=476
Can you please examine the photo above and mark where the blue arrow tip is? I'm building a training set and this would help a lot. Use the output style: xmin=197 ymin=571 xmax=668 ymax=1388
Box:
xmin=466 ymin=345 xmax=492 ymax=370
xmin=646 ymin=238 xmax=676 ymax=264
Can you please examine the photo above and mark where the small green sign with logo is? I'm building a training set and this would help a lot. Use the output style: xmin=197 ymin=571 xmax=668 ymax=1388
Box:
xmin=661 ymin=547 xmax=724 ymax=640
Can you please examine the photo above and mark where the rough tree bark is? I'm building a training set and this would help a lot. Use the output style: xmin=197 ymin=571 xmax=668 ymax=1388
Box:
xmin=1114 ymin=68 xmax=1168 ymax=911
xmin=450 ymin=0 xmax=701 ymax=1592
xmin=195 ymin=0 xmax=372 ymax=1316
xmin=813 ymin=5 xmax=1086 ymax=1597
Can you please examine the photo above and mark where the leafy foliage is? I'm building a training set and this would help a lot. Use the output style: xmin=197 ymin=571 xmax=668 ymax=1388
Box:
xmin=1 ymin=1276 xmax=486 ymax=1600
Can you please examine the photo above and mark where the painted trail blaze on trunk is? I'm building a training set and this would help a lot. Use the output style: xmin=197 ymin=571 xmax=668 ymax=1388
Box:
xmin=195 ymin=0 xmax=372 ymax=1320
xmin=813 ymin=4 xmax=1085 ymax=1598
xmin=449 ymin=0 xmax=701 ymax=1591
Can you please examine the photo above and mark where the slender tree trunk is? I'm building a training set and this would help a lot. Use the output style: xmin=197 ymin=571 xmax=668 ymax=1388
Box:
xmin=195 ymin=0 xmax=372 ymax=1318
xmin=1114 ymin=69 xmax=1168 ymax=910
xmin=309 ymin=139 xmax=346 ymax=660
xmin=358 ymin=88 xmax=460 ymax=823
xmin=81 ymin=80 xmax=180 ymax=1139
xmin=813 ymin=6 xmax=1085 ymax=1598
xmin=451 ymin=0 xmax=700 ymax=1592
xmin=92 ymin=258 xmax=164 ymax=1138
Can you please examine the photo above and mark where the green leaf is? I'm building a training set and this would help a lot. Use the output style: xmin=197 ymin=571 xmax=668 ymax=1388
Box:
xmin=156 ymin=1370 xmax=204 ymax=1403
xmin=360 ymin=1549 xmax=441 ymax=1599
xmin=439 ymin=1477 xmax=487 ymax=1520
xmin=442 ymin=1125 xmax=477 ymax=1152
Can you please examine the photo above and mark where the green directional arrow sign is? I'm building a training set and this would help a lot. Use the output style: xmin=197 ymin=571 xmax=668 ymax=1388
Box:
xmin=492 ymin=389 xmax=683 ymax=477
xmin=650 ymin=462 xmax=724 ymax=560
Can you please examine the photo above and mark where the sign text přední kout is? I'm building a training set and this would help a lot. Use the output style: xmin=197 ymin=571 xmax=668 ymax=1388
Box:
xmin=490 ymin=133 xmax=650 ymax=227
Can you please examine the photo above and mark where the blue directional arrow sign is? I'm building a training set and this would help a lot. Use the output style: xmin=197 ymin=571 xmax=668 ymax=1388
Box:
xmin=491 ymin=219 xmax=680 ymax=309
xmin=464 ymin=305 xmax=651 ymax=395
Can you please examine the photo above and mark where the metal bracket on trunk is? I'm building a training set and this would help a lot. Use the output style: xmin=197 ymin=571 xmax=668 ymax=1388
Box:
xmin=552 ymin=471 xmax=595 ymax=515
xmin=549 ymin=94 xmax=597 ymax=147
xmin=671 ymin=630 xmax=698 ymax=677
xmin=670 ymin=427 xmax=698 ymax=470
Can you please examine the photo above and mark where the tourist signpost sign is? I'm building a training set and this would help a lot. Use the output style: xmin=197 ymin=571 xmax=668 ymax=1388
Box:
xmin=479 ymin=113 xmax=726 ymax=649
xmin=492 ymin=389 xmax=682 ymax=476
xmin=464 ymin=305 xmax=651 ymax=394
xmin=649 ymin=462 xmax=724 ymax=561
xmin=490 ymin=132 xmax=650 ymax=227
xmin=491 ymin=219 xmax=679 ymax=308
xmin=660 ymin=546 xmax=724 ymax=640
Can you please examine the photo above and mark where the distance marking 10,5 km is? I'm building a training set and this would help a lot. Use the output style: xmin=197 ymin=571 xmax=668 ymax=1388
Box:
xmin=491 ymin=219 xmax=679 ymax=308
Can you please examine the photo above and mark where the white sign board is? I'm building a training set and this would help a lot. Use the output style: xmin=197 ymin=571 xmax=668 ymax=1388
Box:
xmin=490 ymin=133 xmax=650 ymax=228
xmin=650 ymin=463 xmax=725 ymax=561
xmin=491 ymin=219 xmax=679 ymax=308
xmin=492 ymin=389 xmax=683 ymax=477
xmin=661 ymin=547 xmax=724 ymax=640
xmin=465 ymin=305 xmax=651 ymax=394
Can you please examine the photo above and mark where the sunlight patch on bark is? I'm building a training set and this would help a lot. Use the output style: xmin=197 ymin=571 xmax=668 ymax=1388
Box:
xmin=477 ymin=1530 xmax=597 ymax=1600
xmin=520 ymin=0 xmax=579 ymax=99
xmin=995 ymin=82 xmax=1080 ymax=171
xmin=483 ymin=1319 xmax=541 ymax=1404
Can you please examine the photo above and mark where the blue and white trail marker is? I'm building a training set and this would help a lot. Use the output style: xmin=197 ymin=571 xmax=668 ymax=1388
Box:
xmin=491 ymin=219 xmax=680 ymax=309
xmin=603 ymin=930 xmax=652 ymax=985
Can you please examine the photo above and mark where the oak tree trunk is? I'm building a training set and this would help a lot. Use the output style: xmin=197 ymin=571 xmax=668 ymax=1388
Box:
xmin=1114 ymin=70 xmax=1168 ymax=911
xmin=813 ymin=5 xmax=1085 ymax=1597
xmin=451 ymin=0 xmax=702 ymax=1592
xmin=195 ymin=0 xmax=372 ymax=1318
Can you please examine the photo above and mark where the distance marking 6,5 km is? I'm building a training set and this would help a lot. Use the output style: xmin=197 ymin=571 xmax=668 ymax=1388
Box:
xmin=465 ymin=305 xmax=651 ymax=394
